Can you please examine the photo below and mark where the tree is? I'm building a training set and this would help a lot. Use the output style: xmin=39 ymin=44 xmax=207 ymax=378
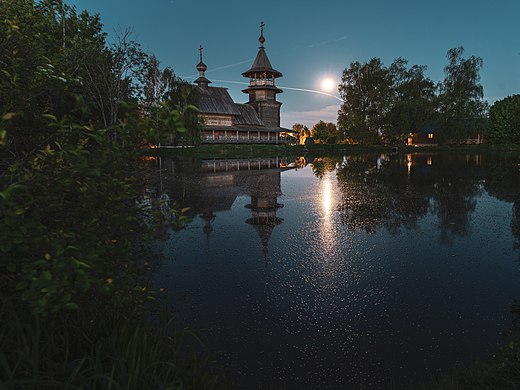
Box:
xmin=488 ymin=95 xmax=520 ymax=144
xmin=0 ymin=0 xmax=189 ymax=155
xmin=292 ymin=123 xmax=309 ymax=144
xmin=325 ymin=122 xmax=339 ymax=144
xmin=137 ymin=60 xmax=194 ymax=145
xmin=83 ymin=28 xmax=150 ymax=130
xmin=309 ymin=120 xmax=338 ymax=144
xmin=385 ymin=58 xmax=436 ymax=143
xmin=0 ymin=0 xmax=191 ymax=313
xmin=310 ymin=120 xmax=329 ymax=143
xmin=0 ymin=0 xmax=134 ymax=154
xmin=337 ymin=58 xmax=392 ymax=144
xmin=0 ymin=0 xmax=109 ymax=156
xmin=437 ymin=47 xmax=487 ymax=142
xmin=141 ymin=55 xmax=170 ymax=112
xmin=163 ymin=76 xmax=200 ymax=146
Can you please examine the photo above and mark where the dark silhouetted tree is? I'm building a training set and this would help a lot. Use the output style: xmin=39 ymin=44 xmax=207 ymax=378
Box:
xmin=488 ymin=95 xmax=520 ymax=144
xmin=437 ymin=47 xmax=487 ymax=142
xmin=337 ymin=58 xmax=392 ymax=143
xmin=385 ymin=58 xmax=436 ymax=143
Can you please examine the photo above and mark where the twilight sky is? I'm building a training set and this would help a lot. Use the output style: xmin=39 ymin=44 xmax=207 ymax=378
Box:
xmin=69 ymin=0 xmax=520 ymax=129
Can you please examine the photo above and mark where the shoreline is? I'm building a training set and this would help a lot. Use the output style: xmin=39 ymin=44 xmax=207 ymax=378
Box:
xmin=147 ymin=143 xmax=520 ymax=159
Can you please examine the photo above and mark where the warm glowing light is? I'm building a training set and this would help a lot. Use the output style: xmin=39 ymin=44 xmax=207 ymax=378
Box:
xmin=318 ymin=174 xmax=337 ymax=256
xmin=320 ymin=77 xmax=336 ymax=92
xmin=322 ymin=176 xmax=332 ymax=216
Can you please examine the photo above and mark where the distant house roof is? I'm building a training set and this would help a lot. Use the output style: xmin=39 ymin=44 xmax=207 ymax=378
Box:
xmin=417 ymin=121 xmax=439 ymax=134
xmin=195 ymin=86 xmax=241 ymax=116
xmin=234 ymin=104 xmax=264 ymax=126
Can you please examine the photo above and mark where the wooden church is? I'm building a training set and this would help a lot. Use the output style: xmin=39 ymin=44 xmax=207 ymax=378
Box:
xmin=194 ymin=23 xmax=289 ymax=144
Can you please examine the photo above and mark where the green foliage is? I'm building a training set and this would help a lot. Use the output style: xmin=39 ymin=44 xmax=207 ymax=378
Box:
xmin=0 ymin=1 xmax=223 ymax=387
xmin=310 ymin=157 xmax=337 ymax=178
xmin=488 ymin=95 xmax=520 ymax=144
xmin=310 ymin=120 xmax=337 ymax=144
xmin=0 ymin=0 xmax=111 ymax=157
xmin=338 ymin=48 xmax=486 ymax=145
xmin=437 ymin=47 xmax=487 ymax=142
xmin=325 ymin=122 xmax=339 ymax=144
xmin=0 ymin=134 xmax=142 ymax=315
xmin=0 ymin=0 xmax=189 ymax=158
xmin=164 ymin=80 xmax=201 ymax=146
xmin=0 ymin=100 xmax=189 ymax=316
xmin=385 ymin=59 xmax=436 ymax=143
xmin=421 ymin=331 xmax=520 ymax=389
xmin=338 ymin=58 xmax=392 ymax=144
xmin=310 ymin=120 xmax=329 ymax=143
xmin=0 ymin=298 xmax=229 ymax=389
xmin=140 ymin=60 xmax=201 ymax=146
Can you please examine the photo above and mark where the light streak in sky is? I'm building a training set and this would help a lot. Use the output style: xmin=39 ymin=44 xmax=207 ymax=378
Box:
xmin=281 ymin=86 xmax=342 ymax=102
xmin=183 ymin=58 xmax=255 ymax=79
xmin=295 ymin=35 xmax=348 ymax=49
xmin=181 ymin=35 xmax=349 ymax=80
xmin=211 ymin=79 xmax=343 ymax=101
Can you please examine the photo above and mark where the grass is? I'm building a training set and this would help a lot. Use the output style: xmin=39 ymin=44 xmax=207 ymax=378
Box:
xmin=0 ymin=297 xmax=230 ymax=389
xmin=150 ymin=143 xmax=520 ymax=159
xmin=418 ymin=333 xmax=520 ymax=389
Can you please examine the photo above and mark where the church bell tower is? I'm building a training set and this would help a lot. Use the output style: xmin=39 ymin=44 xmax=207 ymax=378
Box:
xmin=242 ymin=22 xmax=283 ymax=128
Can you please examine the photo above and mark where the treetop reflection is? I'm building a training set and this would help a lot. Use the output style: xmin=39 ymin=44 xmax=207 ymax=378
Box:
xmin=148 ymin=152 xmax=520 ymax=254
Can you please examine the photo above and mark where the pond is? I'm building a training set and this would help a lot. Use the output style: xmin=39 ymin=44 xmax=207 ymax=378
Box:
xmin=149 ymin=152 xmax=520 ymax=389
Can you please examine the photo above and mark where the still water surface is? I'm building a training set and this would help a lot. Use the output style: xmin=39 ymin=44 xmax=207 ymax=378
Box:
xmin=151 ymin=153 xmax=520 ymax=388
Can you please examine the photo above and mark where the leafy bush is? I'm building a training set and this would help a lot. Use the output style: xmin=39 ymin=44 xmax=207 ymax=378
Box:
xmin=0 ymin=0 xmax=226 ymax=388
xmin=488 ymin=95 xmax=520 ymax=144
xmin=0 ymin=131 xmax=145 ymax=315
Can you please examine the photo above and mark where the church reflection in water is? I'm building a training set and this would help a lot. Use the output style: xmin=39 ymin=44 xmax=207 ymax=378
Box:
xmin=154 ymin=157 xmax=294 ymax=256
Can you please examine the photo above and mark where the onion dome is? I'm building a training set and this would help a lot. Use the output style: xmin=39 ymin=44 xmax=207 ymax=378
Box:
xmin=197 ymin=60 xmax=207 ymax=73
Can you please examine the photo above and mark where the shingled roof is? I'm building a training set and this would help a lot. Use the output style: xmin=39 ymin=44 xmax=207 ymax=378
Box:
xmin=234 ymin=104 xmax=264 ymax=126
xmin=242 ymin=47 xmax=282 ymax=78
xmin=195 ymin=86 xmax=241 ymax=116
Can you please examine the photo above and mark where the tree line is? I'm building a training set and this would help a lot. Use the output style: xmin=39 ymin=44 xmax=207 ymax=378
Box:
xmin=0 ymin=0 xmax=194 ymax=314
xmin=1 ymin=1 xmax=222 ymax=388
xmin=298 ymin=48 xmax=519 ymax=145
xmin=0 ymin=0 xmax=199 ymax=165
xmin=337 ymin=47 xmax=488 ymax=144
xmin=291 ymin=120 xmax=338 ymax=144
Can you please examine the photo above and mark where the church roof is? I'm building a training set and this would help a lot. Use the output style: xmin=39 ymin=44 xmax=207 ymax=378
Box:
xmin=241 ymin=85 xmax=283 ymax=94
xmin=195 ymin=85 xmax=283 ymax=128
xmin=195 ymin=86 xmax=241 ymax=116
xmin=194 ymin=76 xmax=212 ymax=86
xmin=242 ymin=47 xmax=282 ymax=78
xmin=234 ymin=104 xmax=265 ymax=126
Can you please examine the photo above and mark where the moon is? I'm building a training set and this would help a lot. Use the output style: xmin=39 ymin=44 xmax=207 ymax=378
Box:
xmin=320 ymin=77 xmax=336 ymax=92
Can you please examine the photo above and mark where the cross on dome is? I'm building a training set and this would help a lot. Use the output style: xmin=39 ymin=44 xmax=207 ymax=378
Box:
xmin=259 ymin=21 xmax=266 ymax=46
